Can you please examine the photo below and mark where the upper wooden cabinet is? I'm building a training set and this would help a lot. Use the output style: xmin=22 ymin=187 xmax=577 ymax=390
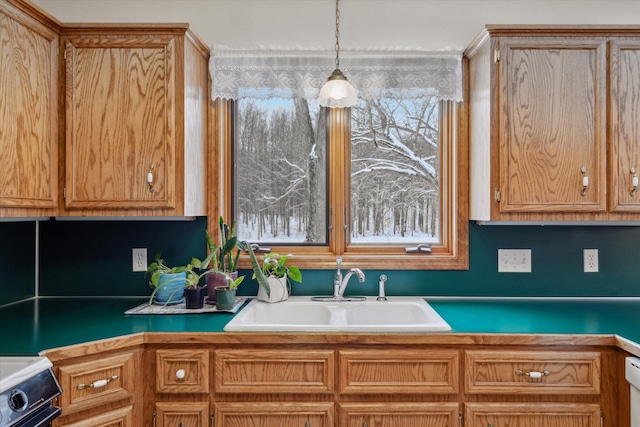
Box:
xmin=0 ymin=0 xmax=59 ymax=217
xmin=466 ymin=26 xmax=640 ymax=222
xmin=60 ymin=24 xmax=208 ymax=217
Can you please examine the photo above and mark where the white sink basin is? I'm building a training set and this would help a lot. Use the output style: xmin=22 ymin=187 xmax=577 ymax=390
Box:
xmin=223 ymin=296 xmax=451 ymax=332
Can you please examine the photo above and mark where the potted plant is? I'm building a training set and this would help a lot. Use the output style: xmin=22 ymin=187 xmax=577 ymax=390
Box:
xmin=205 ymin=217 xmax=241 ymax=302
xmin=146 ymin=254 xmax=188 ymax=306
xmin=241 ymin=241 xmax=302 ymax=303
xmin=182 ymin=253 xmax=216 ymax=309
xmin=214 ymin=274 xmax=245 ymax=311
xmin=147 ymin=252 xmax=215 ymax=308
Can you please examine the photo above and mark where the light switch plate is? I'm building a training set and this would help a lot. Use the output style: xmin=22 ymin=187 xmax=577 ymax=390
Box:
xmin=498 ymin=249 xmax=532 ymax=273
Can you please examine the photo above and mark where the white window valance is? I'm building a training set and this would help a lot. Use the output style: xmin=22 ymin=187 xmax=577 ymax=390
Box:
xmin=210 ymin=46 xmax=463 ymax=103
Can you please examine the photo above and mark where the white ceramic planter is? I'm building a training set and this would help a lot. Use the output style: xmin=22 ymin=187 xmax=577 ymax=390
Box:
xmin=257 ymin=276 xmax=289 ymax=303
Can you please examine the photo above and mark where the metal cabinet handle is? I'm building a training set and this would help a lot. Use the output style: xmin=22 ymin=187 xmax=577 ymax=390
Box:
xmin=515 ymin=369 xmax=549 ymax=378
xmin=147 ymin=164 xmax=155 ymax=193
xmin=76 ymin=374 xmax=118 ymax=390
xmin=631 ymin=167 xmax=638 ymax=196
xmin=581 ymin=167 xmax=589 ymax=196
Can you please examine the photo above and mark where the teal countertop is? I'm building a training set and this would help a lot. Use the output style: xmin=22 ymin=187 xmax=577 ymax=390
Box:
xmin=0 ymin=297 xmax=639 ymax=356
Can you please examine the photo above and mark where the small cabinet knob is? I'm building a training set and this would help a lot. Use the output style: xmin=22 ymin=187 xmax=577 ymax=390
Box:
xmin=175 ymin=369 xmax=186 ymax=380
xmin=631 ymin=167 xmax=638 ymax=196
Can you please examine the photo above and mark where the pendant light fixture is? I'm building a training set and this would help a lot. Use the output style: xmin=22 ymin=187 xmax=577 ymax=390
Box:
xmin=317 ymin=0 xmax=357 ymax=108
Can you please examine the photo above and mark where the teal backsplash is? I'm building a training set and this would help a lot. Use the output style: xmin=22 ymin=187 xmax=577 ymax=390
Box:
xmin=1 ymin=219 xmax=639 ymax=305
xmin=0 ymin=222 xmax=36 ymax=305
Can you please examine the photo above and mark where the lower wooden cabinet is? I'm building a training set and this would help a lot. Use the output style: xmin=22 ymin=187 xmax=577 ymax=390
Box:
xmin=52 ymin=350 xmax=142 ymax=426
xmin=214 ymin=402 xmax=333 ymax=427
xmin=56 ymin=405 xmax=133 ymax=427
xmin=339 ymin=402 xmax=460 ymax=427
xmin=465 ymin=402 xmax=601 ymax=427
xmin=47 ymin=337 xmax=627 ymax=427
xmin=154 ymin=402 xmax=210 ymax=427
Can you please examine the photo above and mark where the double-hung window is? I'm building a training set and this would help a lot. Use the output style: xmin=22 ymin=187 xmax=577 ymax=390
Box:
xmin=210 ymin=49 xmax=467 ymax=270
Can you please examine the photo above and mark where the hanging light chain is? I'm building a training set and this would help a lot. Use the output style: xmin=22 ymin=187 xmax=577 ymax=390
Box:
xmin=334 ymin=0 xmax=341 ymax=69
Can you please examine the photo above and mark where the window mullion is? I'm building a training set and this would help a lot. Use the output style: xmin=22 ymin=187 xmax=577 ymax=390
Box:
xmin=328 ymin=107 xmax=351 ymax=256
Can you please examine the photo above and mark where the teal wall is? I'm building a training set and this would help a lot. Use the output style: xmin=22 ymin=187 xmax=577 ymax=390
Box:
xmin=0 ymin=222 xmax=36 ymax=305
xmin=1 ymin=219 xmax=639 ymax=305
xmin=38 ymin=218 xmax=208 ymax=296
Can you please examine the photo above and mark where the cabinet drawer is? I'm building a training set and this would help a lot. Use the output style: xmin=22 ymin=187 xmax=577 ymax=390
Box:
xmin=465 ymin=402 xmax=601 ymax=427
xmin=57 ymin=352 xmax=136 ymax=415
xmin=155 ymin=402 xmax=209 ymax=427
xmin=214 ymin=349 xmax=334 ymax=393
xmin=215 ymin=402 xmax=334 ymax=427
xmin=56 ymin=405 xmax=133 ymax=427
xmin=339 ymin=349 xmax=459 ymax=394
xmin=340 ymin=402 xmax=459 ymax=427
xmin=465 ymin=350 xmax=600 ymax=394
xmin=156 ymin=349 xmax=209 ymax=393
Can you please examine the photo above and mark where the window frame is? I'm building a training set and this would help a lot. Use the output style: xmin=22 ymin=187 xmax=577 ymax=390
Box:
xmin=209 ymin=97 xmax=468 ymax=270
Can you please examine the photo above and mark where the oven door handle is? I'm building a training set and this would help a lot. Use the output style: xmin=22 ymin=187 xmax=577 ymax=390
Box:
xmin=13 ymin=405 xmax=61 ymax=427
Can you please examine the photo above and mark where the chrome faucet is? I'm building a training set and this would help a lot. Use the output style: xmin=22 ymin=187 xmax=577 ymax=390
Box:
xmin=333 ymin=257 xmax=343 ymax=298
xmin=311 ymin=258 xmax=366 ymax=302
xmin=336 ymin=267 xmax=366 ymax=299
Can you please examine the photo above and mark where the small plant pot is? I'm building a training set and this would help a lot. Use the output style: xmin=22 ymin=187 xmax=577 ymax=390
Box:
xmin=184 ymin=287 xmax=205 ymax=309
xmin=214 ymin=286 xmax=236 ymax=311
xmin=257 ymin=276 xmax=289 ymax=303
xmin=153 ymin=272 xmax=186 ymax=305
xmin=206 ymin=271 xmax=238 ymax=302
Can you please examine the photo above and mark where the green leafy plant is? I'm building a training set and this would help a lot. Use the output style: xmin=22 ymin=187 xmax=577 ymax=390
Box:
xmin=205 ymin=217 xmax=241 ymax=272
xmin=261 ymin=253 xmax=302 ymax=283
xmin=239 ymin=241 xmax=302 ymax=298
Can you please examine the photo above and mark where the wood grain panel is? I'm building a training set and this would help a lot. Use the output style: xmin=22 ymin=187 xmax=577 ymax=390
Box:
xmin=609 ymin=38 xmax=640 ymax=213
xmin=214 ymin=349 xmax=334 ymax=394
xmin=214 ymin=402 xmax=333 ymax=427
xmin=339 ymin=349 xmax=459 ymax=394
xmin=156 ymin=349 xmax=209 ymax=394
xmin=339 ymin=402 xmax=459 ymax=427
xmin=155 ymin=401 xmax=209 ymax=427
xmin=58 ymin=405 xmax=133 ymax=427
xmin=0 ymin=3 xmax=58 ymax=213
xmin=64 ymin=35 xmax=176 ymax=209
xmin=499 ymin=37 xmax=607 ymax=212
xmin=465 ymin=402 xmax=601 ymax=427
xmin=57 ymin=352 xmax=136 ymax=415
xmin=465 ymin=350 xmax=600 ymax=394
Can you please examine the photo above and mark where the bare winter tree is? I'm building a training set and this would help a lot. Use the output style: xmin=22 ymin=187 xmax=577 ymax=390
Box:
xmin=236 ymin=96 xmax=439 ymax=243
xmin=351 ymin=97 xmax=440 ymax=240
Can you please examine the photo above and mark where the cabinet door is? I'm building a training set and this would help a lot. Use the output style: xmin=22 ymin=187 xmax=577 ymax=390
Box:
xmin=498 ymin=37 xmax=607 ymax=213
xmin=215 ymin=402 xmax=333 ymax=427
xmin=340 ymin=402 xmax=459 ymax=427
xmin=0 ymin=3 xmax=58 ymax=216
xmin=55 ymin=405 xmax=133 ymax=427
xmin=64 ymin=35 xmax=176 ymax=210
xmin=610 ymin=38 xmax=640 ymax=213
xmin=465 ymin=403 xmax=601 ymax=427
xmin=155 ymin=402 xmax=209 ymax=427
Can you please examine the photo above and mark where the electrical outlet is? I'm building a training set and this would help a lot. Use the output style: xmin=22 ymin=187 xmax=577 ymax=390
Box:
xmin=584 ymin=249 xmax=598 ymax=273
xmin=498 ymin=249 xmax=532 ymax=273
xmin=132 ymin=248 xmax=147 ymax=272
